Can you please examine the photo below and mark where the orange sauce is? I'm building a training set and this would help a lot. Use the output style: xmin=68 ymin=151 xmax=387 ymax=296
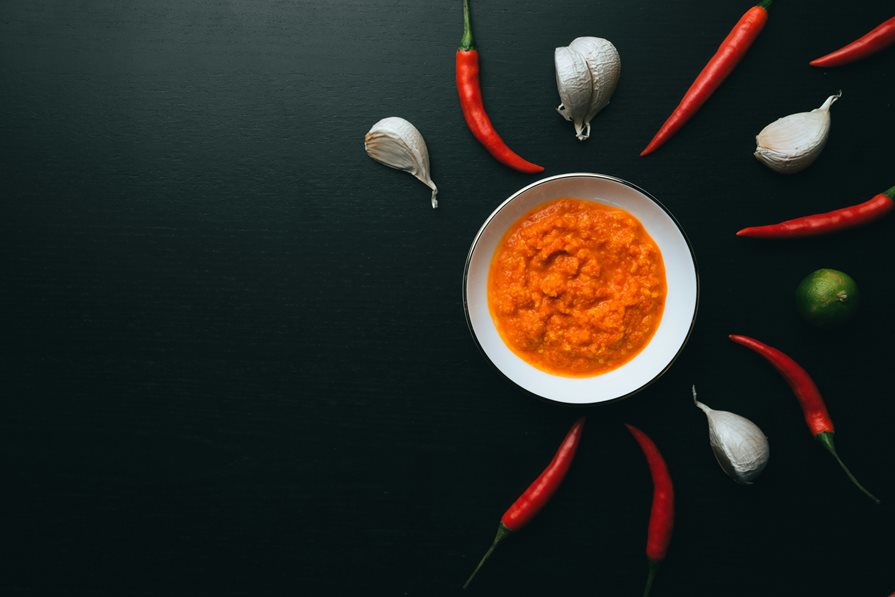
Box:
xmin=488 ymin=198 xmax=667 ymax=377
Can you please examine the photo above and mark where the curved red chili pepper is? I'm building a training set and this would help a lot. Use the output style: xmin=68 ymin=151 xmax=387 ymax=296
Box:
xmin=810 ymin=16 xmax=895 ymax=68
xmin=729 ymin=334 xmax=880 ymax=504
xmin=462 ymin=417 xmax=585 ymax=589
xmin=500 ymin=418 xmax=586 ymax=531
xmin=736 ymin=185 xmax=895 ymax=238
xmin=641 ymin=0 xmax=771 ymax=156
xmin=456 ymin=0 xmax=543 ymax=173
xmin=625 ymin=424 xmax=674 ymax=597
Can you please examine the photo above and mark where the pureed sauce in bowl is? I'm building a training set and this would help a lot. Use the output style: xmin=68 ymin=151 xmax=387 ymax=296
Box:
xmin=488 ymin=198 xmax=667 ymax=377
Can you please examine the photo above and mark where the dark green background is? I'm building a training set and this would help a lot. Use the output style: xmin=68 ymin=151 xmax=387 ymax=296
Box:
xmin=1 ymin=1 xmax=893 ymax=595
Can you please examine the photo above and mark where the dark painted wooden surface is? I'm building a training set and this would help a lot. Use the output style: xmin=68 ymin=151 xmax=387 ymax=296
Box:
xmin=1 ymin=1 xmax=893 ymax=595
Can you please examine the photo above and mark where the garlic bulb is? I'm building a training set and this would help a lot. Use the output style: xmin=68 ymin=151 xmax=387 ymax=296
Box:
xmin=555 ymin=37 xmax=620 ymax=141
xmin=364 ymin=117 xmax=438 ymax=208
xmin=754 ymin=92 xmax=841 ymax=174
xmin=693 ymin=386 xmax=769 ymax=485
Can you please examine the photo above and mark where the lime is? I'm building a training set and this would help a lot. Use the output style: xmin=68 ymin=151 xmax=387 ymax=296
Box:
xmin=795 ymin=268 xmax=859 ymax=328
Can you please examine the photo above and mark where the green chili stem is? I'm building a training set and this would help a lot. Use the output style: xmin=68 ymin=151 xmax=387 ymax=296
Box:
xmin=459 ymin=0 xmax=475 ymax=51
xmin=758 ymin=0 xmax=772 ymax=9
xmin=816 ymin=432 xmax=880 ymax=504
xmin=643 ymin=559 xmax=660 ymax=597
xmin=883 ymin=184 xmax=895 ymax=199
xmin=462 ymin=524 xmax=509 ymax=589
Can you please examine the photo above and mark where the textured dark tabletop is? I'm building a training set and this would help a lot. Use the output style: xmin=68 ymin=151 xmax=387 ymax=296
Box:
xmin=1 ymin=1 xmax=893 ymax=595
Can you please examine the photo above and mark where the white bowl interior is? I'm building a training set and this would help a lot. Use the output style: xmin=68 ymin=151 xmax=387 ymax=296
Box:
xmin=464 ymin=173 xmax=698 ymax=405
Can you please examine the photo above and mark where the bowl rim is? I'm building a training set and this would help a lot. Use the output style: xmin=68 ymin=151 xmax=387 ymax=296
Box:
xmin=461 ymin=172 xmax=700 ymax=407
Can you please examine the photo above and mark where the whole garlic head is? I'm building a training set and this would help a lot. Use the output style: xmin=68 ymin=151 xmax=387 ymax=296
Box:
xmin=693 ymin=387 xmax=769 ymax=485
xmin=754 ymin=92 xmax=841 ymax=174
xmin=555 ymin=37 xmax=620 ymax=141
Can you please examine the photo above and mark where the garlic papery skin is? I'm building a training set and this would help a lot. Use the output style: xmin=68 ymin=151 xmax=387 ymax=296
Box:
xmin=754 ymin=92 xmax=841 ymax=174
xmin=364 ymin=117 xmax=438 ymax=208
xmin=693 ymin=386 xmax=769 ymax=485
xmin=555 ymin=37 xmax=620 ymax=141
xmin=569 ymin=37 xmax=620 ymax=132
xmin=555 ymin=46 xmax=593 ymax=140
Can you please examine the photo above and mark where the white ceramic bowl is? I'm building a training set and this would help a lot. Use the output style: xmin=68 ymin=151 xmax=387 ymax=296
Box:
xmin=463 ymin=173 xmax=698 ymax=405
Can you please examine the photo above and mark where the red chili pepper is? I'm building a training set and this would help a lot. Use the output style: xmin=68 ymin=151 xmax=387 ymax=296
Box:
xmin=640 ymin=0 xmax=771 ymax=157
xmin=625 ymin=424 xmax=674 ymax=597
xmin=456 ymin=0 xmax=543 ymax=173
xmin=736 ymin=184 xmax=895 ymax=238
xmin=810 ymin=16 xmax=895 ymax=67
xmin=729 ymin=334 xmax=880 ymax=504
xmin=462 ymin=417 xmax=585 ymax=589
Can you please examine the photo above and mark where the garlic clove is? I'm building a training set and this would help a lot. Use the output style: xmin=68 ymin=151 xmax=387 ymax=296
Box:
xmin=693 ymin=386 xmax=769 ymax=485
xmin=754 ymin=92 xmax=841 ymax=174
xmin=554 ymin=46 xmax=593 ymax=140
xmin=555 ymin=37 xmax=620 ymax=141
xmin=568 ymin=37 xmax=621 ymax=133
xmin=364 ymin=116 xmax=438 ymax=208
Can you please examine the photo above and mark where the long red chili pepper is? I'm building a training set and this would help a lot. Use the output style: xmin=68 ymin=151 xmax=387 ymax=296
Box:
xmin=640 ymin=0 xmax=772 ymax=157
xmin=729 ymin=334 xmax=880 ymax=504
xmin=810 ymin=16 xmax=895 ymax=68
xmin=625 ymin=424 xmax=674 ymax=597
xmin=462 ymin=417 xmax=585 ymax=589
xmin=456 ymin=0 xmax=543 ymax=173
xmin=736 ymin=184 xmax=895 ymax=238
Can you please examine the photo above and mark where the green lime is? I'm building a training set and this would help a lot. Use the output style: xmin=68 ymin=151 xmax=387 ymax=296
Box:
xmin=795 ymin=268 xmax=859 ymax=328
